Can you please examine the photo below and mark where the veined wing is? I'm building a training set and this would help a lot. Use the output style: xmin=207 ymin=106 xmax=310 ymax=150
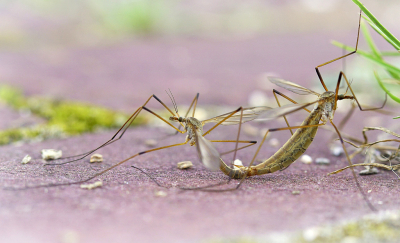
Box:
xmin=256 ymin=101 xmax=319 ymax=121
xmin=269 ymin=77 xmax=320 ymax=96
xmin=201 ymin=106 xmax=273 ymax=125
xmin=194 ymin=129 xmax=221 ymax=171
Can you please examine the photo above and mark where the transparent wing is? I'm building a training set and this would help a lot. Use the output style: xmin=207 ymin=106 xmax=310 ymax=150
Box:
xmin=256 ymin=101 xmax=319 ymax=121
xmin=202 ymin=106 xmax=273 ymax=125
xmin=269 ymin=77 xmax=320 ymax=96
xmin=194 ymin=129 xmax=221 ymax=171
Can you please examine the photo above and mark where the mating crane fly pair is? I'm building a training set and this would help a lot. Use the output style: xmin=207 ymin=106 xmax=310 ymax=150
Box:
xmin=7 ymin=9 xmax=389 ymax=211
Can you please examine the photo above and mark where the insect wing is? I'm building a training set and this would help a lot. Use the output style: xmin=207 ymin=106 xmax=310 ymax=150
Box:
xmin=194 ymin=130 xmax=221 ymax=171
xmin=202 ymin=106 xmax=273 ymax=125
xmin=269 ymin=77 xmax=320 ymax=96
xmin=256 ymin=101 xmax=318 ymax=121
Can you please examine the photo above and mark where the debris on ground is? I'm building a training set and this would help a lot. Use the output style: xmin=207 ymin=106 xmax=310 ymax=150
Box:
xmin=315 ymin=157 xmax=330 ymax=165
xmin=300 ymin=154 xmax=312 ymax=164
xmin=177 ymin=161 xmax=193 ymax=169
xmin=359 ymin=166 xmax=379 ymax=175
xmin=80 ymin=181 xmax=103 ymax=190
xmin=90 ymin=154 xmax=103 ymax=163
xmin=145 ymin=139 xmax=157 ymax=147
xmin=21 ymin=154 xmax=32 ymax=164
xmin=41 ymin=149 xmax=62 ymax=160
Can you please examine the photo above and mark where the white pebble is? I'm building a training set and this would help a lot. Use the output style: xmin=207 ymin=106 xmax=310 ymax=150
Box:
xmin=80 ymin=181 xmax=103 ymax=190
xmin=154 ymin=190 xmax=167 ymax=197
xmin=359 ymin=166 xmax=379 ymax=175
xmin=177 ymin=161 xmax=193 ymax=169
xmin=41 ymin=149 xmax=62 ymax=160
xmin=90 ymin=154 xmax=103 ymax=163
xmin=315 ymin=157 xmax=330 ymax=165
xmin=145 ymin=139 xmax=157 ymax=147
xmin=269 ymin=138 xmax=280 ymax=148
xmin=21 ymin=155 xmax=32 ymax=164
xmin=300 ymin=154 xmax=313 ymax=164
xmin=330 ymin=146 xmax=343 ymax=156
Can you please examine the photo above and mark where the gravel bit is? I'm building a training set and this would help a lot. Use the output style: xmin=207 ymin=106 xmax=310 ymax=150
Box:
xmin=144 ymin=139 xmax=157 ymax=147
xmin=315 ymin=157 xmax=330 ymax=165
xmin=300 ymin=154 xmax=312 ymax=164
xmin=330 ymin=145 xmax=343 ymax=157
xmin=41 ymin=149 xmax=62 ymax=160
xmin=90 ymin=154 xmax=103 ymax=163
xmin=80 ymin=181 xmax=103 ymax=190
xmin=292 ymin=190 xmax=301 ymax=195
xmin=21 ymin=155 xmax=32 ymax=164
xmin=177 ymin=161 xmax=193 ymax=169
xmin=359 ymin=166 xmax=379 ymax=175
xmin=154 ymin=190 xmax=167 ymax=197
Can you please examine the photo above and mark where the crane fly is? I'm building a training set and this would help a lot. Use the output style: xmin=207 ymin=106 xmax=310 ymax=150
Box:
xmin=192 ymin=9 xmax=387 ymax=212
xmin=7 ymin=91 xmax=272 ymax=189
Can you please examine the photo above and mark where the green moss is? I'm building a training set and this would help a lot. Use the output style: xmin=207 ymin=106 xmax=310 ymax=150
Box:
xmin=0 ymin=85 xmax=148 ymax=145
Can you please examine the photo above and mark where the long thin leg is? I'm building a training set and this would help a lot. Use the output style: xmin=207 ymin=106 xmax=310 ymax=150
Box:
xmin=172 ymin=93 xmax=200 ymax=135
xmin=46 ymin=95 xmax=154 ymax=165
xmin=273 ymin=89 xmax=312 ymax=135
xmin=329 ymin=120 xmax=377 ymax=211
xmin=315 ymin=10 xmax=362 ymax=91
xmin=8 ymin=142 xmax=189 ymax=190
xmin=202 ymin=107 xmax=242 ymax=137
xmin=46 ymin=96 xmax=187 ymax=166
xmin=338 ymin=71 xmax=387 ymax=111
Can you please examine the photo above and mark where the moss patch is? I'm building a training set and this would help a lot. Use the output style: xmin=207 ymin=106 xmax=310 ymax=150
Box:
xmin=0 ymin=85 xmax=148 ymax=145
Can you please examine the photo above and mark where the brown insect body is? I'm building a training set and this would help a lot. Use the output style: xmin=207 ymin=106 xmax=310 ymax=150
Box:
xmin=220 ymin=91 xmax=336 ymax=179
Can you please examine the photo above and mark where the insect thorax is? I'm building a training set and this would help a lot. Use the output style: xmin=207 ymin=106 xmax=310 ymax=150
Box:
xmin=318 ymin=91 xmax=336 ymax=123
xmin=184 ymin=117 xmax=203 ymax=146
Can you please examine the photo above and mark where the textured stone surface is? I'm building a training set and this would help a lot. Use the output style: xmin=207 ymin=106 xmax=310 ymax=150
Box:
xmin=0 ymin=34 xmax=399 ymax=243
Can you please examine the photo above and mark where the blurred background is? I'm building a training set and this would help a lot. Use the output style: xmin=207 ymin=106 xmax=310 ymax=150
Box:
xmin=0 ymin=0 xmax=399 ymax=134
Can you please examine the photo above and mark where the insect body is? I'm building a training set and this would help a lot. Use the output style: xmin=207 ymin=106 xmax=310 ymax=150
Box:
xmin=219 ymin=81 xmax=341 ymax=179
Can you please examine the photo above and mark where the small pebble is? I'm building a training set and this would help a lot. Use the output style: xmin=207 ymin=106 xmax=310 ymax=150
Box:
xmin=243 ymin=124 xmax=258 ymax=137
xmin=177 ymin=161 xmax=193 ymax=169
xmin=145 ymin=139 xmax=157 ymax=147
xmin=80 ymin=181 xmax=103 ymax=190
xmin=90 ymin=154 xmax=103 ymax=163
xmin=292 ymin=190 xmax=301 ymax=195
xmin=21 ymin=155 xmax=32 ymax=164
xmin=377 ymin=201 xmax=383 ymax=205
xmin=368 ymin=189 xmax=372 ymax=193
xmin=359 ymin=166 xmax=379 ymax=175
xmin=315 ymin=157 xmax=330 ymax=165
xmin=330 ymin=146 xmax=343 ymax=157
xmin=154 ymin=190 xmax=167 ymax=197
xmin=269 ymin=138 xmax=280 ymax=148
xmin=300 ymin=154 xmax=312 ymax=164
xmin=41 ymin=149 xmax=62 ymax=160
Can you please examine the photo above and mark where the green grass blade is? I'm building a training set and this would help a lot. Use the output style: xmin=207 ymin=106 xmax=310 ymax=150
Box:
xmin=381 ymin=51 xmax=400 ymax=56
xmin=352 ymin=0 xmax=400 ymax=50
xmin=374 ymin=72 xmax=400 ymax=103
xmin=361 ymin=20 xmax=381 ymax=58
xmin=332 ymin=41 xmax=400 ymax=76
xmin=362 ymin=16 xmax=400 ymax=51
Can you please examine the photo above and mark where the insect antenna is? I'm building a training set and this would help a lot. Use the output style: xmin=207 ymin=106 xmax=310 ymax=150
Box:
xmin=166 ymin=89 xmax=179 ymax=117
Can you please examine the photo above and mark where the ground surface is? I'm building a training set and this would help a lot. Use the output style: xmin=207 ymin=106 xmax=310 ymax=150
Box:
xmin=0 ymin=33 xmax=399 ymax=243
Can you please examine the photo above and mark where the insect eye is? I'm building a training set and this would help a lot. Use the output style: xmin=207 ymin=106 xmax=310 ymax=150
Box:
xmin=178 ymin=117 xmax=184 ymax=122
